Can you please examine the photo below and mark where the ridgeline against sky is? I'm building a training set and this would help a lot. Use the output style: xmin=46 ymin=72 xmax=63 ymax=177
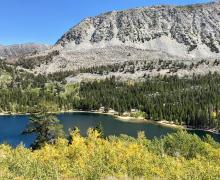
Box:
xmin=0 ymin=0 xmax=210 ymax=45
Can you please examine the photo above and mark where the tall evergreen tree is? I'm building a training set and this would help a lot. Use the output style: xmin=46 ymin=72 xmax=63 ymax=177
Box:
xmin=22 ymin=113 xmax=65 ymax=149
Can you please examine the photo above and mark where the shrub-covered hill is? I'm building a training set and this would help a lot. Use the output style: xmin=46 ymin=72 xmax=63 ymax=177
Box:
xmin=0 ymin=130 xmax=219 ymax=179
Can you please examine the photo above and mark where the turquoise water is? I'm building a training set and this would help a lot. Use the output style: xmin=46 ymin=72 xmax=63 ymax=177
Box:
xmin=0 ymin=112 xmax=219 ymax=147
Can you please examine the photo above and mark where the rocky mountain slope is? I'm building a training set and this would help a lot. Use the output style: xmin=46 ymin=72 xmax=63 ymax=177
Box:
xmin=17 ymin=2 xmax=220 ymax=81
xmin=0 ymin=43 xmax=51 ymax=62
xmin=56 ymin=2 xmax=220 ymax=57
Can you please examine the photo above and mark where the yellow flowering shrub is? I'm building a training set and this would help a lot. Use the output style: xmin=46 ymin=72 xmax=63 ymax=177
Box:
xmin=0 ymin=130 xmax=219 ymax=179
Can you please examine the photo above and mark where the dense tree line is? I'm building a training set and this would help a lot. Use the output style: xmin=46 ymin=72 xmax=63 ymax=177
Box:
xmin=78 ymin=74 xmax=220 ymax=130
xmin=1 ymin=60 xmax=220 ymax=130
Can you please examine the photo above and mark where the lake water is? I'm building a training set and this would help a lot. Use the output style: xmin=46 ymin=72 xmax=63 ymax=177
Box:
xmin=0 ymin=112 xmax=219 ymax=147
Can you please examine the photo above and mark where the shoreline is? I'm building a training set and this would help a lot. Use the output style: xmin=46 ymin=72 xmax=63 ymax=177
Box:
xmin=0 ymin=110 xmax=219 ymax=135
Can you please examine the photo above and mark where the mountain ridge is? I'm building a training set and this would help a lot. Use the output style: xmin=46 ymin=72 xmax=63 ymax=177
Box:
xmin=55 ymin=1 xmax=220 ymax=55
xmin=13 ymin=2 xmax=220 ymax=80
xmin=0 ymin=43 xmax=51 ymax=61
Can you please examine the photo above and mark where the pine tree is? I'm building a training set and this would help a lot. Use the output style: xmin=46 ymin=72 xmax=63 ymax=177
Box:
xmin=94 ymin=122 xmax=104 ymax=138
xmin=22 ymin=113 xmax=65 ymax=149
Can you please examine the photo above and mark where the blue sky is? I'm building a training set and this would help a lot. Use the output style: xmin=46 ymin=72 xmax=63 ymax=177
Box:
xmin=0 ymin=0 xmax=211 ymax=45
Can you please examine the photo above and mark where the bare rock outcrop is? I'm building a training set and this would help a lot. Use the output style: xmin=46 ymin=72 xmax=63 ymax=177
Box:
xmin=18 ymin=2 xmax=220 ymax=77
xmin=56 ymin=2 xmax=220 ymax=57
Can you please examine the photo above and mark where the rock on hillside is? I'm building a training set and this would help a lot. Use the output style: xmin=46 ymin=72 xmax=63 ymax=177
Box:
xmin=23 ymin=2 xmax=220 ymax=76
xmin=0 ymin=43 xmax=51 ymax=61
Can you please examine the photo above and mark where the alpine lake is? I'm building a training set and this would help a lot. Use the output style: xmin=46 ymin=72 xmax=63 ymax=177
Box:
xmin=0 ymin=112 xmax=219 ymax=147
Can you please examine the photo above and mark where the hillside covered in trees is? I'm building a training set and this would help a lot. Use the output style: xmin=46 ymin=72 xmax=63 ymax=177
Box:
xmin=0 ymin=60 xmax=220 ymax=131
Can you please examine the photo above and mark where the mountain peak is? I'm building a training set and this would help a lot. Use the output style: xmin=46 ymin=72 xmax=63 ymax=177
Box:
xmin=55 ymin=2 xmax=220 ymax=58
xmin=17 ymin=2 xmax=220 ymax=77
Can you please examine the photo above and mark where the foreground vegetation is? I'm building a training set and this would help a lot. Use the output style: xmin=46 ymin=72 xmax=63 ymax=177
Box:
xmin=1 ymin=113 xmax=220 ymax=179
xmin=0 ymin=130 xmax=219 ymax=179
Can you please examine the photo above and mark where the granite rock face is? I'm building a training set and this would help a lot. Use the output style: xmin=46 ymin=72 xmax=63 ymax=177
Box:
xmin=56 ymin=2 xmax=220 ymax=57
xmin=20 ymin=2 xmax=220 ymax=77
